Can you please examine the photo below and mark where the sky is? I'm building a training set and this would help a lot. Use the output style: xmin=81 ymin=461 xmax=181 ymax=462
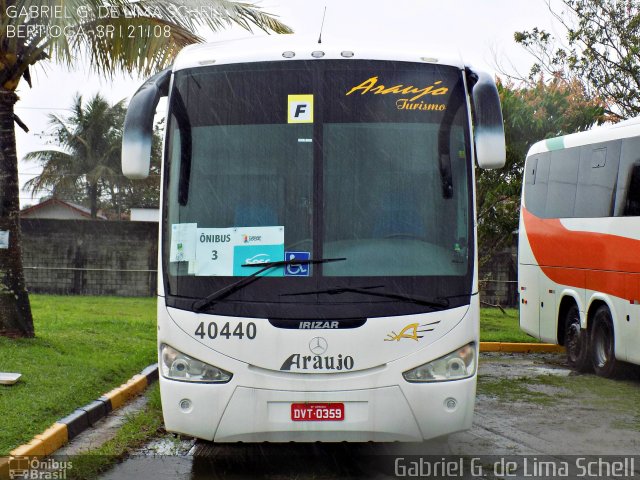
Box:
xmin=13 ymin=0 xmax=568 ymax=207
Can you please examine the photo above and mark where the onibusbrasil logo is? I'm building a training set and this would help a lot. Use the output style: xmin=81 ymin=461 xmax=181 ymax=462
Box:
xmin=9 ymin=456 xmax=73 ymax=479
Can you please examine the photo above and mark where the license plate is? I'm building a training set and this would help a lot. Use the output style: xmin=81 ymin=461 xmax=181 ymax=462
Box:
xmin=291 ymin=403 xmax=345 ymax=421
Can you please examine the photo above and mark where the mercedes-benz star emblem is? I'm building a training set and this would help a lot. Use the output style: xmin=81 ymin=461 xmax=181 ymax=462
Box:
xmin=309 ymin=337 xmax=328 ymax=355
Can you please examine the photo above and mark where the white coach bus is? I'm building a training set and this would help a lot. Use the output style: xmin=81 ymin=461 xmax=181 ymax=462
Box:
xmin=519 ymin=118 xmax=640 ymax=377
xmin=122 ymin=35 xmax=505 ymax=442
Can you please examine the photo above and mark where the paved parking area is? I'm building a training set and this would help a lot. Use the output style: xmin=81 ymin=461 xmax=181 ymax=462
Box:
xmin=98 ymin=353 xmax=640 ymax=479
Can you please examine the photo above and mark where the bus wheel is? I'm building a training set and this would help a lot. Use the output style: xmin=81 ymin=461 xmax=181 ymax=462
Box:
xmin=564 ymin=304 xmax=590 ymax=372
xmin=590 ymin=306 xmax=622 ymax=378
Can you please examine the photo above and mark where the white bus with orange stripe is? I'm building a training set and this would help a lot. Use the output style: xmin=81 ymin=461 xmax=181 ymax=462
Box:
xmin=519 ymin=118 xmax=640 ymax=376
xmin=122 ymin=35 xmax=506 ymax=442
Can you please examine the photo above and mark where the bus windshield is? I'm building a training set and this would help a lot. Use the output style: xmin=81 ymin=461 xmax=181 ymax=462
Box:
xmin=164 ymin=60 xmax=473 ymax=318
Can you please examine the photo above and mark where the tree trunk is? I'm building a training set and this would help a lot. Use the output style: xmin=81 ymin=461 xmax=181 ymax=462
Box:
xmin=0 ymin=89 xmax=34 ymax=337
xmin=88 ymin=183 xmax=99 ymax=219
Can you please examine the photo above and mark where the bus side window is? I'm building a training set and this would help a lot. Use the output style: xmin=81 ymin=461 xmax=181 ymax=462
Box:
xmin=524 ymin=153 xmax=549 ymax=217
xmin=546 ymin=148 xmax=579 ymax=218
xmin=624 ymin=164 xmax=640 ymax=216
xmin=526 ymin=157 xmax=538 ymax=185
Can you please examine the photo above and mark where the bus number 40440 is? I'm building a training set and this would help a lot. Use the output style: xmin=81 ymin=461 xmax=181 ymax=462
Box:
xmin=194 ymin=321 xmax=257 ymax=340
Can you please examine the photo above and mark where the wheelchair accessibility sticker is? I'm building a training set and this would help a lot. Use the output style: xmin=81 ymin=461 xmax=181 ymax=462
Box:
xmin=284 ymin=251 xmax=311 ymax=276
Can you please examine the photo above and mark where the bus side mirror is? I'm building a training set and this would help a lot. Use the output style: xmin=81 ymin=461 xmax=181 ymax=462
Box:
xmin=470 ymin=71 xmax=506 ymax=169
xmin=122 ymin=68 xmax=171 ymax=179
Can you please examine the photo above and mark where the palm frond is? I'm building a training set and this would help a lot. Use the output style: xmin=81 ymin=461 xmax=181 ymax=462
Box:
xmin=22 ymin=149 xmax=77 ymax=195
xmin=21 ymin=92 xmax=129 ymax=205
xmin=23 ymin=149 xmax=74 ymax=165
xmin=69 ymin=15 xmax=202 ymax=77
xmin=1 ymin=0 xmax=291 ymax=87
xmin=228 ymin=1 xmax=293 ymax=34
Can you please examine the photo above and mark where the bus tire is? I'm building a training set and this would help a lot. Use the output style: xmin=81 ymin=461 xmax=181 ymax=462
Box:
xmin=564 ymin=304 xmax=590 ymax=372
xmin=590 ymin=305 xmax=622 ymax=378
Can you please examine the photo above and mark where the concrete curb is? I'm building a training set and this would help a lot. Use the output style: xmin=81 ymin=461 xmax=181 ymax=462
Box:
xmin=480 ymin=342 xmax=565 ymax=353
xmin=1 ymin=364 xmax=158 ymax=479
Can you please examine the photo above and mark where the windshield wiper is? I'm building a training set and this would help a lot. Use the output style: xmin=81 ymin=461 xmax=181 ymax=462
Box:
xmin=192 ymin=257 xmax=346 ymax=312
xmin=280 ymin=286 xmax=450 ymax=310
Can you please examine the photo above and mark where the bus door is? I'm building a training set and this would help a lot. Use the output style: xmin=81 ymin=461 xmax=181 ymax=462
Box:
xmin=621 ymin=273 xmax=640 ymax=364
xmin=538 ymin=271 xmax=558 ymax=343
xmin=518 ymin=266 xmax=541 ymax=338
xmin=620 ymin=160 xmax=640 ymax=364
xmin=519 ymin=155 xmax=543 ymax=339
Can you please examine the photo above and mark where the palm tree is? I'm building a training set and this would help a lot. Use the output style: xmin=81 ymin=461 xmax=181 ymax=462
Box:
xmin=0 ymin=0 xmax=291 ymax=337
xmin=24 ymin=94 xmax=126 ymax=219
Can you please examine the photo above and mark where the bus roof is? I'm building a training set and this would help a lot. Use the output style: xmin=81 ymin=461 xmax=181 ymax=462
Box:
xmin=172 ymin=34 xmax=465 ymax=72
xmin=527 ymin=116 xmax=640 ymax=156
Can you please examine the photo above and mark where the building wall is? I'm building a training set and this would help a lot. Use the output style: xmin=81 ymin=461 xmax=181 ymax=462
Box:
xmin=479 ymin=245 xmax=518 ymax=308
xmin=20 ymin=219 xmax=158 ymax=296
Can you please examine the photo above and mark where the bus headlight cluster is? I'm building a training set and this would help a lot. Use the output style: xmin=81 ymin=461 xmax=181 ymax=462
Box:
xmin=160 ymin=344 xmax=232 ymax=383
xmin=403 ymin=343 xmax=476 ymax=382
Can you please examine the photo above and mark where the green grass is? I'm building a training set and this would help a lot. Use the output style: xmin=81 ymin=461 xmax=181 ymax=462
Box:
xmin=535 ymin=374 xmax=640 ymax=428
xmin=0 ymin=295 xmax=157 ymax=455
xmin=479 ymin=308 xmax=540 ymax=343
xmin=67 ymin=384 xmax=165 ymax=480
xmin=477 ymin=375 xmax=557 ymax=405
xmin=478 ymin=372 xmax=640 ymax=424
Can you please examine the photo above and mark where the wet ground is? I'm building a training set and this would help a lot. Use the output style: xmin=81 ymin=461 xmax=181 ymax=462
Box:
xmin=96 ymin=353 xmax=640 ymax=479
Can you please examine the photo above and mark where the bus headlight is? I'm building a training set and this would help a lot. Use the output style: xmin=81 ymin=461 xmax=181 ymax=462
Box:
xmin=160 ymin=344 xmax=232 ymax=383
xmin=402 ymin=343 xmax=476 ymax=382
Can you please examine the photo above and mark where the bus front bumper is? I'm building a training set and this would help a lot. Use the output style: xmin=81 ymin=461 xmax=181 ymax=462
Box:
xmin=159 ymin=375 xmax=475 ymax=442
